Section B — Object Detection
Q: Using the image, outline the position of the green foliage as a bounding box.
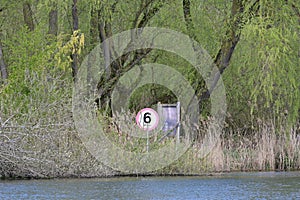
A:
[1,0,299,133]
[3,27,51,93]
[224,0,299,127]
[0,25,72,119]
[55,30,85,71]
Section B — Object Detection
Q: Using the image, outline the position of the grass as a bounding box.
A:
[0,73,299,178]
[1,107,299,178]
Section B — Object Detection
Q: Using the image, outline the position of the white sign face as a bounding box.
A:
[136,108,159,131]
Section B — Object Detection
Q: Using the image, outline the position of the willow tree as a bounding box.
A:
[88,0,167,112]
[225,0,300,127]
[180,0,299,127]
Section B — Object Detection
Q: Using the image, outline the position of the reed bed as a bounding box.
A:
[0,110,299,178]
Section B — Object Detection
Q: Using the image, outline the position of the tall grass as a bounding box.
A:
[172,121,300,174]
[1,110,299,178]
[0,71,299,178]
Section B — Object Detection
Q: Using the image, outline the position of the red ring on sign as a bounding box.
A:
[136,108,159,131]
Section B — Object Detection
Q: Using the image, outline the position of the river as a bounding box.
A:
[0,172,299,199]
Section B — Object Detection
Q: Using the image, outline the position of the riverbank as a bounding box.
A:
[1,118,299,179]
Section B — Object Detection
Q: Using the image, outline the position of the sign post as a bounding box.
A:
[136,108,159,152]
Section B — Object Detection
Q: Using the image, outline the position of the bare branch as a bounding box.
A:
[132,0,156,28]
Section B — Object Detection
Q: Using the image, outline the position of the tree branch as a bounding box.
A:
[182,0,259,102]
[183,0,196,40]
[0,41,8,83]
[48,2,58,36]
[132,0,156,28]
[23,1,35,31]
[206,0,259,96]
[95,0,164,112]
[136,1,164,28]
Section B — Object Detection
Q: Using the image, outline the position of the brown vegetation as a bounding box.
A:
[1,111,299,179]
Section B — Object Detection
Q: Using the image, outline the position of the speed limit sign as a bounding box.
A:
[136,108,159,131]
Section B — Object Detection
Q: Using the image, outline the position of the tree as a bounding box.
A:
[0,41,8,83]
[1,0,298,126]
[71,0,79,80]
[23,1,35,31]
[48,1,58,36]
[94,0,166,112]
[183,0,258,101]
[181,0,299,125]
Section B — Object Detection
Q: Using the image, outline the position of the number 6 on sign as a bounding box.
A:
[136,108,159,131]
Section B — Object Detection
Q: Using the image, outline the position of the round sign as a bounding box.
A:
[136,108,159,131]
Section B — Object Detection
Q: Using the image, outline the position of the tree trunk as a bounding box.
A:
[98,20,111,79]
[94,1,163,113]
[0,41,8,83]
[72,0,79,31]
[87,6,99,82]
[89,6,99,49]
[202,0,244,99]
[183,0,258,102]
[71,0,79,81]
[23,1,35,31]
[182,0,196,40]
[48,2,58,36]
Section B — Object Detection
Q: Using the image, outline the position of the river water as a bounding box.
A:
[0,172,299,199]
